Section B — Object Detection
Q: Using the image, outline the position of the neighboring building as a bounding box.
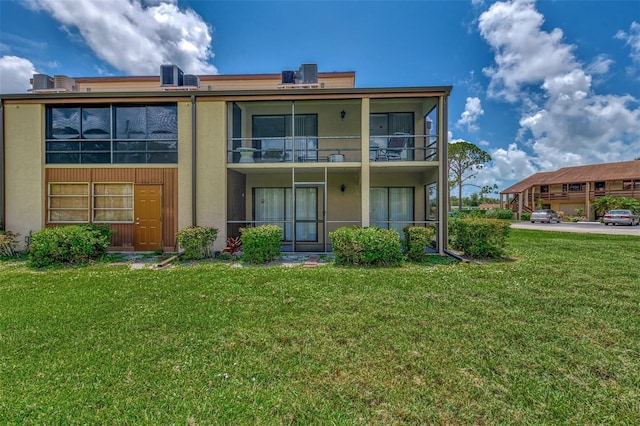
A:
[500,160,640,220]
[0,64,451,254]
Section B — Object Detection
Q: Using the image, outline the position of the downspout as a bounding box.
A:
[191,95,197,226]
[0,101,5,230]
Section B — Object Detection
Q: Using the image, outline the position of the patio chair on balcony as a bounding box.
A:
[385,133,409,161]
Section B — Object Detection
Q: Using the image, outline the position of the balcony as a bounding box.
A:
[227,134,438,164]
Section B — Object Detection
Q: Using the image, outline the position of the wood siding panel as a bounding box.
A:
[45,167,178,251]
[92,168,136,182]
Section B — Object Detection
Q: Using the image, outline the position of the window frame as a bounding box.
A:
[92,182,135,224]
[45,103,178,165]
[48,182,90,223]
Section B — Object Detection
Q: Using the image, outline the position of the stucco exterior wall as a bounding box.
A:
[195,101,227,251]
[4,103,44,247]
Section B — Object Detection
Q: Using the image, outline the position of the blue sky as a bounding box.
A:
[1,0,639,193]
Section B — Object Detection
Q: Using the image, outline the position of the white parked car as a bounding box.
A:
[603,210,639,226]
[530,209,560,223]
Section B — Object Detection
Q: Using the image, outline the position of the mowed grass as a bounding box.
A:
[1,229,639,424]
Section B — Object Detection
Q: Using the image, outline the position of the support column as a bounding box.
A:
[361,98,370,227]
[438,96,448,255]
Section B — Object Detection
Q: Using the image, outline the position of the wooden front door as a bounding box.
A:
[134,185,162,251]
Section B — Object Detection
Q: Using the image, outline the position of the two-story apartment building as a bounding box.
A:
[0,64,451,254]
[500,160,640,220]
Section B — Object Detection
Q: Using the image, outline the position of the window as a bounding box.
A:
[253,187,318,241]
[562,183,585,192]
[370,112,415,160]
[594,181,605,191]
[540,185,549,193]
[45,104,177,164]
[370,187,414,235]
[623,181,640,190]
[93,183,134,223]
[49,183,89,223]
[252,115,317,162]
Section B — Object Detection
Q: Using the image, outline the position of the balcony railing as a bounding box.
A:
[227,134,438,164]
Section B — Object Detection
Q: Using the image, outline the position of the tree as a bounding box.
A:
[448,141,492,211]
[592,196,640,216]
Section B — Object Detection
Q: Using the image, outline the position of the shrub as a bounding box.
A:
[330,226,402,267]
[29,224,114,268]
[176,226,218,260]
[240,225,281,264]
[403,225,436,262]
[485,208,514,220]
[0,230,20,258]
[448,218,510,259]
[521,212,531,221]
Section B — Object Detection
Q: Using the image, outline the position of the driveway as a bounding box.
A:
[511,221,640,236]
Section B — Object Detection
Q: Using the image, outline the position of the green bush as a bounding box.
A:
[176,226,218,260]
[403,225,436,262]
[448,218,510,259]
[0,230,20,258]
[240,225,282,264]
[29,224,115,268]
[485,208,514,220]
[329,226,402,267]
[520,212,531,221]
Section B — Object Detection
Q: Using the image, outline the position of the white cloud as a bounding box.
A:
[26,0,217,75]
[586,54,613,76]
[616,21,640,64]
[477,0,640,181]
[0,56,37,93]
[479,0,577,102]
[456,97,484,132]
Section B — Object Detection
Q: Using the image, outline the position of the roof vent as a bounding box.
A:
[160,64,184,86]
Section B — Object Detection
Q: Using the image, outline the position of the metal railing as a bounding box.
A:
[226,135,439,164]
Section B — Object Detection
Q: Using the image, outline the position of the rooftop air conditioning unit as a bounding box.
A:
[183,74,200,88]
[281,70,296,84]
[32,74,54,90]
[160,64,184,86]
[298,63,318,84]
[54,75,76,92]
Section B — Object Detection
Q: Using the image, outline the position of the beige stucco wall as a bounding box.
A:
[4,103,44,247]
[177,101,193,231]
[195,101,227,251]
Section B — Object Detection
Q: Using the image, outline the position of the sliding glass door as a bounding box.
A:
[254,187,318,242]
[370,187,414,235]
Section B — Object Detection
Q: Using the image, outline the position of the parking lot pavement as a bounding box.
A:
[511,221,640,236]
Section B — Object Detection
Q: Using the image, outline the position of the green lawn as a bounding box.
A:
[1,229,639,424]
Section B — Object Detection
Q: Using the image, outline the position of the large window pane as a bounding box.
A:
[48,107,81,139]
[252,114,317,162]
[115,106,147,139]
[389,187,413,235]
[147,105,178,138]
[82,107,110,139]
[254,188,288,239]
[46,104,177,164]
[370,187,414,236]
[370,188,388,228]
